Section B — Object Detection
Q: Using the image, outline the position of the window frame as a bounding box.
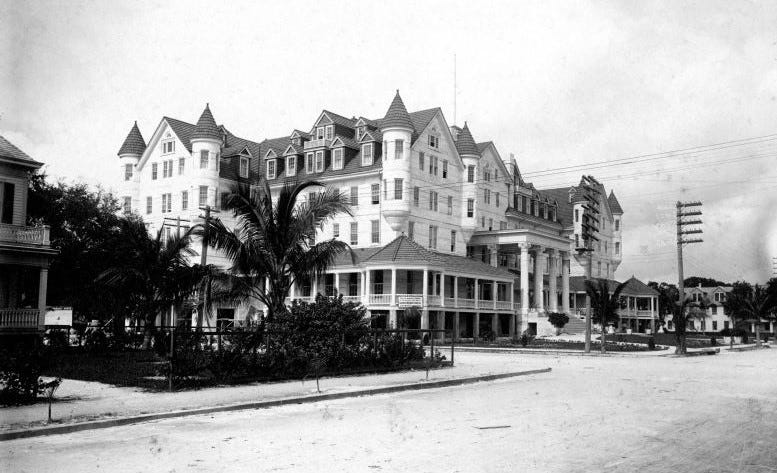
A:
[181,190,188,211]
[394,178,403,200]
[371,183,380,204]
[332,148,344,170]
[151,163,158,180]
[198,186,208,208]
[239,156,250,178]
[200,150,209,169]
[286,156,296,177]
[350,222,358,245]
[266,159,276,180]
[371,220,380,244]
[124,164,133,181]
[361,143,373,166]
[350,186,359,206]
[394,139,403,160]
[315,150,324,172]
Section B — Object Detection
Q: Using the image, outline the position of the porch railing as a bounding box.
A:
[495,301,513,310]
[427,295,441,306]
[0,224,50,246]
[0,308,40,329]
[369,294,392,305]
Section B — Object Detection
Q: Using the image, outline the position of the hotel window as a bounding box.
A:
[315,151,324,172]
[484,170,491,182]
[418,152,425,170]
[447,195,453,215]
[428,134,439,149]
[429,191,438,211]
[200,150,209,169]
[350,222,358,245]
[167,159,174,177]
[122,196,131,214]
[408,221,415,240]
[481,216,485,228]
[350,186,359,206]
[442,161,448,179]
[124,164,133,181]
[146,196,152,214]
[575,209,580,222]
[371,220,380,244]
[178,157,185,175]
[522,196,528,212]
[198,186,208,208]
[432,155,439,175]
[325,125,334,140]
[306,152,314,173]
[495,192,500,207]
[428,225,438,249]
[488,218,493,230]
[549,206,556,221]
[332,148,344,170]
[162,140,174,154]
[394,178,403,200]
[181,191,188,211]
[484,189,491,204]
[371,184,380,204]
[467,199,474,217]
[151,163,158,180]
[316,127,325,140]
[362,143,373,165]
[286,156,296,177]
[162,160,170,178]
[615,219,620,231]
[394,139,404,159]
[413,187,420,207]
[467,166,475,183]
[161,193,171,213]
[597,262,601,276]
[450,230,456,252]
[333,223,340,238]
[615,242,620,255]
[266,159,276,179]
[240,157,249,178]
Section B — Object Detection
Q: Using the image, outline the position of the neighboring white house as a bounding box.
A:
[118,93,627,339]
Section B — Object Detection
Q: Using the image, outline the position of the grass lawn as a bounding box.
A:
[43,349,169,391]
[607,332,715,348]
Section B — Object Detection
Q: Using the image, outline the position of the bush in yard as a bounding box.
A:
[519,330,535,347]
[547,312,570,335]
[480,330,496,342]
[0,337,49,405]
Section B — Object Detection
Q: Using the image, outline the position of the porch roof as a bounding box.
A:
[569,276,659,297]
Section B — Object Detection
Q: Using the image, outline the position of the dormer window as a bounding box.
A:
[292,137,301,146]
[428,134,439,149]
[162,140,175,154]
[306,152,314,173]
[362,143,373,166]
[325,125,334,140]
[356,126,364,141]
[332,148,344,170]
[315,150,324,172]
[316,127,325,140]
[286,156,297,177]
[266,159,276,180]
[239,156,249,178]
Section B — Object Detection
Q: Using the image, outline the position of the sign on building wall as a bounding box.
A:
[397,296,424,308]
[45,307,73,326]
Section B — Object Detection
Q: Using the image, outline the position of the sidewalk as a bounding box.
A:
[0,352,549,435]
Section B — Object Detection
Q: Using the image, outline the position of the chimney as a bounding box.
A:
[449,125,462,141]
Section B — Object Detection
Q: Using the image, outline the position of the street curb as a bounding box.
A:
[444,346,664,357]
[0,368,551,442]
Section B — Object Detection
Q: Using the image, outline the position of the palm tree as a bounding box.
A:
[97,217,205,348]
[203,181,351,323]
[585,278,627,353]
[670,295,709,354]
[726,284,775,348]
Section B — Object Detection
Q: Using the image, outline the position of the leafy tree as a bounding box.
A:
[203,181,351,323]
[725,284,775,348]
[647,281,678,330]
[670,294,709,354]
[683,276,729,288]
[547,312,570,335]
[585,278,627,353]
[26,174,126,326]
[97,217,205,348]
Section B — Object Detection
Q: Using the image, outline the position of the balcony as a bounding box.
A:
[0,308,40,330]
[303,139,331,150]
[0,224,50,246]
[369,294,392,305]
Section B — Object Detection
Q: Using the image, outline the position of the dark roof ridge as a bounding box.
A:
[381,90,414,130]
[117,121,147,156]
[191,103,222,141]
[455,122,480,156]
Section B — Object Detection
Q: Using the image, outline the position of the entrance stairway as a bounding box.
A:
[562,316,587,335]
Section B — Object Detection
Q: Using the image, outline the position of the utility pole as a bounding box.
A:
[577,175,601,353]
[676,201,704,303]
[197,206,211,330]
[772,257,777,277]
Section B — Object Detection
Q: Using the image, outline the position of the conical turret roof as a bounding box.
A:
[117,121,146,156]
[381,90,414,130]
[608,190,623,214]
[191,104,222,141]
[455,122,480,156]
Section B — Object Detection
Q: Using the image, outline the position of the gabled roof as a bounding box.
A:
[408,108,440,136]
[380,91,414,130]
[568,276,660,296]
[315,110,356,129]
[608,190,623,214]
[455,122,480,156]
[331,136,359,149]
[360,128,383,142]
[191,104,222,141]
[0,135,43,167]
[362,236,513,279]
[476,142,492,154]
[164,117,197,152]
[117,121,146,156]
[290,129,312,140]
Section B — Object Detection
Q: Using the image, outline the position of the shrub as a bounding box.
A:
[0,337,49,405]
[648,337,656,350]
[84,328,109,354]
[719,328,732,337]
[548,312,570,329]
[520,330,535,347]
[479,330,496,342]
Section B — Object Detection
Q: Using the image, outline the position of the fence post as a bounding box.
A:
[450,329,455,366]
[168,327,175,392]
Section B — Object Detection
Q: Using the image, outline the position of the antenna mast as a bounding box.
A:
[453,53,457,125]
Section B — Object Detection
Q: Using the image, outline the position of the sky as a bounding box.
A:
[2,0,776,284]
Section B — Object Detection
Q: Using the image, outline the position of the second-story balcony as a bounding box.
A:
[303,139,331,150]
[0,224,51,247]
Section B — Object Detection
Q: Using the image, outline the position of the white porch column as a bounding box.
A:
[422,269,429,306]
[391,268,397,306]
[548,249,558,313]
[520,244,530,316]
[453,276,459,306]
[489,244,498,267]
[492,281,497,310]
[650,296,656,332]
[534,247,545,312]
[474,278,480,309]
[334,273,340,296]
[289,280,296,301]
[364,270,371,305]
[561,254,570,314]
[38,267,49,329]
[440,272,446,307]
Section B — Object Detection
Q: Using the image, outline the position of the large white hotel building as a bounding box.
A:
[116,92,628,337]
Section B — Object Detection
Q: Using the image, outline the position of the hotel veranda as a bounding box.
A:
[116,92,647,338]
